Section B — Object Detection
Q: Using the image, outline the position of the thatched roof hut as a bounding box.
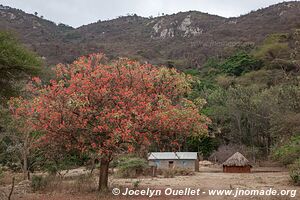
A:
[222,152,251,173]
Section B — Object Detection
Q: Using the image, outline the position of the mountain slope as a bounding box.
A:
[1,1,300,69]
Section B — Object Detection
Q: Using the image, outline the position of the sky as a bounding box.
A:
[0,0,295,27]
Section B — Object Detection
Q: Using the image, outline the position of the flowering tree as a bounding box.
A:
[10,54,209,190]
[0,99,37,180]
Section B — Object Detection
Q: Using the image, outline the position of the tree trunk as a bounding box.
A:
[235,114,242,144]
[98,157,110,191]
[8,177,15,200]
[23,154,28,180]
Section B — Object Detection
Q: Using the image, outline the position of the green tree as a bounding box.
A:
[273,135,300,165]
[0,32,41,176]
[219,52,263,76]
[0,31,41,99]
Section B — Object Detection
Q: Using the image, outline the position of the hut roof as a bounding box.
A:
[222,152,251,167]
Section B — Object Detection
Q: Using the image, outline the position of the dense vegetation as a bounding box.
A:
[0,28,299,188]
[0,32,42,180]
[185,30,300,182]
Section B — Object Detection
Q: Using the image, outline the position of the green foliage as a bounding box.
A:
[273,136,300,165]
[186,136,219,159]
[132,180,141,189]
[253,43,289,63]
[188,78,219,101]
[289,159,300,185]
[116,157,148,178]
[0,31,41,98]
[200,58,222,79]
[218,52,263,76]
[263,33,289,44]
[0,167,3,180]
[42,153,88,175]
[215,74,234,86]
[184,69,200,76]
[236,69,285,87]
[31,175,48,191]
[252,33,292,67]
[191,31,300,162]
[0,32,41,72]
[199,51,263,77]
[0,107,24,169]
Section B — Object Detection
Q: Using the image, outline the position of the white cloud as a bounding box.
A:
[0,0,295,27]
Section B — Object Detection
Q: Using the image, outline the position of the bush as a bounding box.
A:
[31,174,95,193]
[31,175,48,191]
[219,51,263,76]
[116,157,148,178]
[273,135,300,165]
[0,167,3,182]
[132,180,141,189]
[289,159,300,185]
[162,168,194,178]
[73,174,95,192]
[173,168,195,176]
[42,152,89,176]
[162,169,175,178]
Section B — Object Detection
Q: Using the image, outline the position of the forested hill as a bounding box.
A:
[0,1,300,69]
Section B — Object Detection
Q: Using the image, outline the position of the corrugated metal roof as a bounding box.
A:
[148,152,198,160]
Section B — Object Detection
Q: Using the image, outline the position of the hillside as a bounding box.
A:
[1,1,300,69]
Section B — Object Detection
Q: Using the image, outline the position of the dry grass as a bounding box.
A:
[1,167,298,200]
[0,171,24,186]
[31,174,97,194]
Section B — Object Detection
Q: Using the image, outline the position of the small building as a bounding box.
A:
[148,152,199,172]
[222,152,252,173]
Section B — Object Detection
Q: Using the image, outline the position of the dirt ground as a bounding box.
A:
[1,167,298,200]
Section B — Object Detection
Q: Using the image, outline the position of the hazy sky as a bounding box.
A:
[0,0,295,27]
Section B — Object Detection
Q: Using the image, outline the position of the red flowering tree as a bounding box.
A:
[10,54,209,190]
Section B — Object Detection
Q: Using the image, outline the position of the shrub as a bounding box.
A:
[289,159,300,185]
[162,169,175,178]
[254,43,289,61]
[219,51,263,76]
[132,180,141,189]
[31,175,65,192]
[253,34,290,64]
[116,157,148,178]
[173,168,194,176]
[31,175,48,191]
[0,167,3,182]
[73,174,95,192]
[162,168,194,178]
[273,135,300,165]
